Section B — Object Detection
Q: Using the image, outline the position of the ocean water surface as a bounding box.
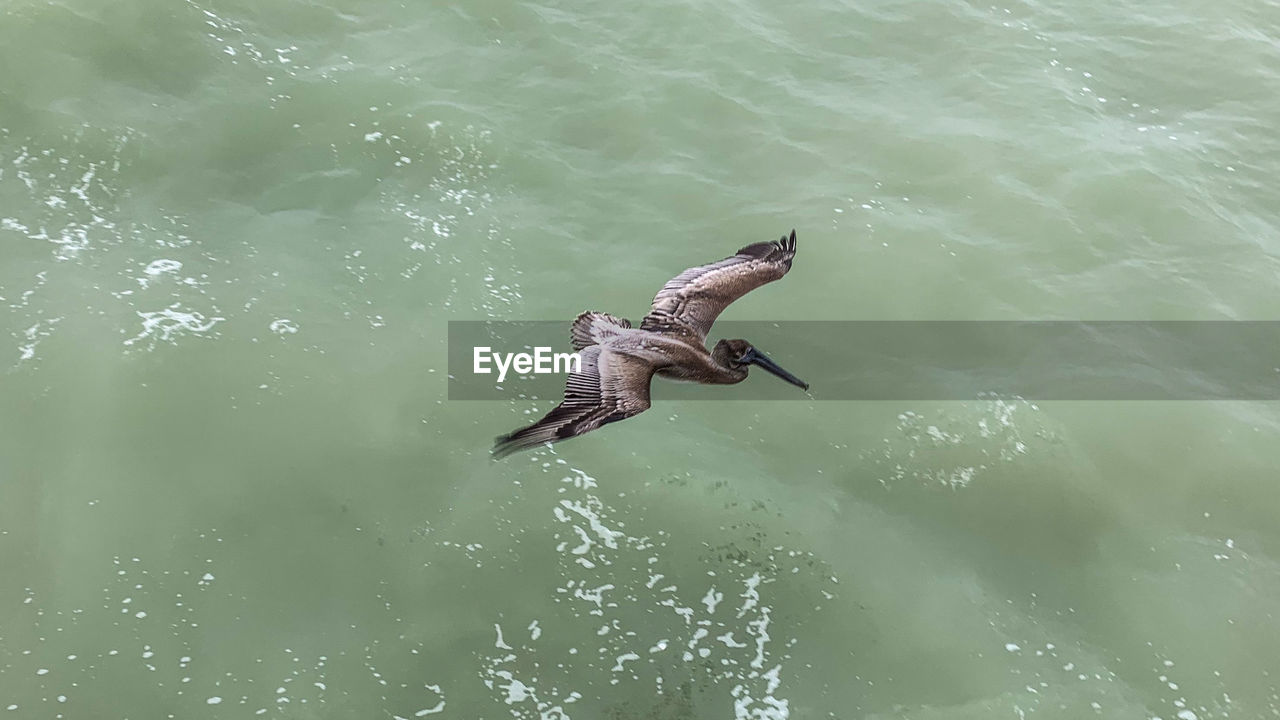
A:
[3,0,1280,717]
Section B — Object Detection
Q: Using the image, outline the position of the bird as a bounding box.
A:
[493,229,808,458]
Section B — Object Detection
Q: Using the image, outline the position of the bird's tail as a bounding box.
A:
[570,311,631,351]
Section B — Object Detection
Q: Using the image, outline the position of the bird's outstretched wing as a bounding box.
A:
[492,345,655,458]
[640,230,797,341]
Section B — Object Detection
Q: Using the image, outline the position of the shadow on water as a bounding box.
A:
[845,400,1133,602]
[604,679,695,719]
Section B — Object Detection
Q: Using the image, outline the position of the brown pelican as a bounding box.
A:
[493,230,808,458]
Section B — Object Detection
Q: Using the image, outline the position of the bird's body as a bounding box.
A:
[493,230,807,458]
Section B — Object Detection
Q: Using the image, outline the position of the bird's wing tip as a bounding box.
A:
[491,432,526,460]
[775,229,797,253]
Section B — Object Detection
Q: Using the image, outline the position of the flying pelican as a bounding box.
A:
[493,230,808,458]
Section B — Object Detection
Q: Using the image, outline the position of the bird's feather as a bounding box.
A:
[570,311,632,351]
[492,345,654,458]
[640,230,796,341]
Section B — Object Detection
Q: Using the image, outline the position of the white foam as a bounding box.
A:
[125,305,223,347]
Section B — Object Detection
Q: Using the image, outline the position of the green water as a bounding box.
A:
[3,0,1280,717]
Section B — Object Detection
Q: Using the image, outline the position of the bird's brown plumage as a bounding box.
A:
[493,230,800,458]
[492,344,655,458]
[641,230,797,341]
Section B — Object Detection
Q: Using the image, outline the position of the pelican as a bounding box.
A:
[493,230,808,458]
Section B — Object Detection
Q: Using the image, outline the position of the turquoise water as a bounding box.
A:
[3,0,1280,717]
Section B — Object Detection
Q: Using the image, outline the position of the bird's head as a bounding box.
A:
[713,339,809,391]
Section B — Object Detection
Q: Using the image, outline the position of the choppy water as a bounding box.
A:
[3,0,1280,717]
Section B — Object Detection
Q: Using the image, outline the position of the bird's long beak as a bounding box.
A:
[743,348,809,391]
